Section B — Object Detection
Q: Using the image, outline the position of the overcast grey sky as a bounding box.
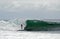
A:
[0,0,60,19]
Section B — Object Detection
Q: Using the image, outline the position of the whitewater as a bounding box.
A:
[0,19,26,31]
[0,19,60,39]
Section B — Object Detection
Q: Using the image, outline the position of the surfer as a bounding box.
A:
[21,24,23,30]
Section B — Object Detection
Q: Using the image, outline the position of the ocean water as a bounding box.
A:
[0,19,26,31]
[0,31,60,39]
[0,19,60,31]
[0,19,60,39]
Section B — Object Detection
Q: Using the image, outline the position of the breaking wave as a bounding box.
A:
[0,19,26,31]
[0,19,60,31]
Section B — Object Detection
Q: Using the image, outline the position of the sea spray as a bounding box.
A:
[0,19,26,31]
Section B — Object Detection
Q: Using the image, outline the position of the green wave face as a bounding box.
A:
[24,20,60,31]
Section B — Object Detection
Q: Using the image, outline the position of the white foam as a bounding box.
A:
[0,19,26,31]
